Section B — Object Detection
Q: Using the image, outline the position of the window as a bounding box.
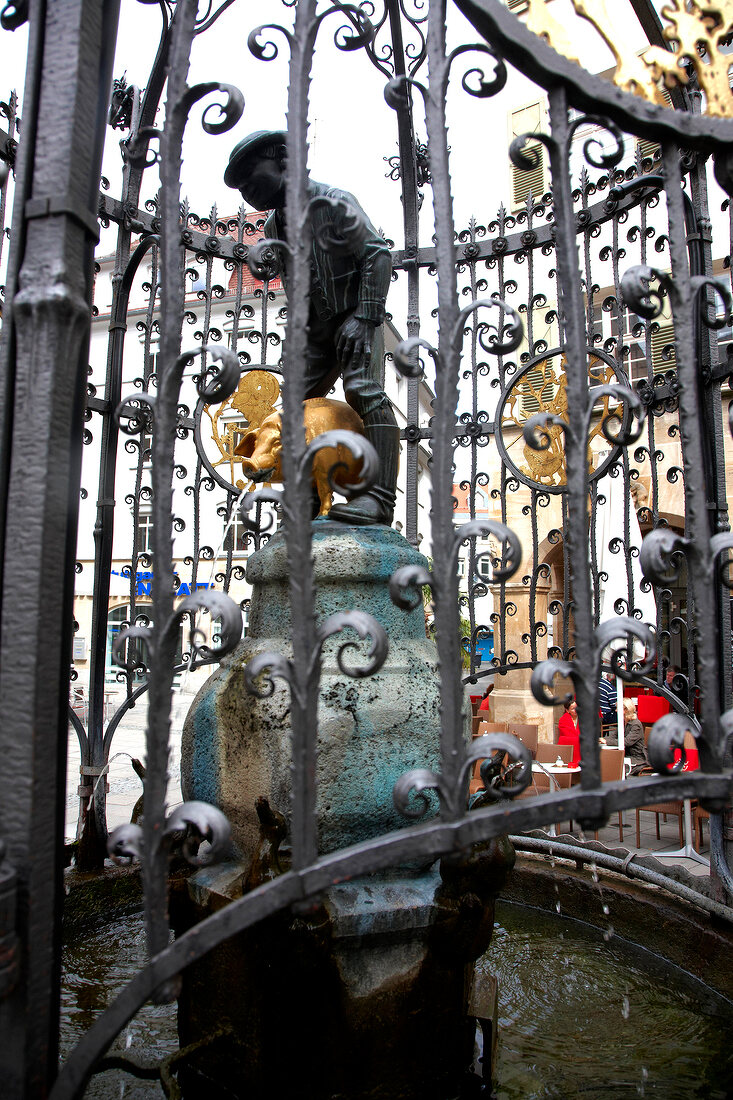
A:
[510,101,548,210]
[224,507,249,555]
[520,360,557,416]
[136,513,153,553]
[106,604,184,682]
[478,554,493,579]
[591,301,656,382]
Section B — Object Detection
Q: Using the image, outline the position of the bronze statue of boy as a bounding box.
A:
[224,130,398,526]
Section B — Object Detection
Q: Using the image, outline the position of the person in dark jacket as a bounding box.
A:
[623,700,650,774]
[224,130,398,526]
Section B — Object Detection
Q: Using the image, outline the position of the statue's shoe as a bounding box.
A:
[328,493,393,526]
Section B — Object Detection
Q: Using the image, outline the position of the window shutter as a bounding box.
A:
[520,363,555,416]
[511,101,547,210]
[651,322,676,372]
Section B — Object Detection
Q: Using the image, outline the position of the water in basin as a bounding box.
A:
[485,900,733,1099]
[61,902,733,1098]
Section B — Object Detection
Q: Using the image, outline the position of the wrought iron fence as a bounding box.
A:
[1,0,733,1095]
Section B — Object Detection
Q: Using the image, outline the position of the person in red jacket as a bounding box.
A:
[478,683,494,711]
[557,698,581,767]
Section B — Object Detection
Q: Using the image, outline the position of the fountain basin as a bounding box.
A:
[60,858,733,1098]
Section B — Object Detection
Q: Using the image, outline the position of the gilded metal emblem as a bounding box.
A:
[204,369,280,489]
[514,0,733,117]
[496,348,623,491]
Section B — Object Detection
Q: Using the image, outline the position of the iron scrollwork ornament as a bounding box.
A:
[393,733,533,820]
[108,801,231,867]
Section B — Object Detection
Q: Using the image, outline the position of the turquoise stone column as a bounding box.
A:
[181,522,446,860]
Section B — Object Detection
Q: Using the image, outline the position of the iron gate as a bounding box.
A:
[1,0,733,1095]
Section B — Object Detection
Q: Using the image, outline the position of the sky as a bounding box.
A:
[0,0,686,254]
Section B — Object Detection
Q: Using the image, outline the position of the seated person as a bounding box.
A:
[557,699,581,768]
[478,683,494,712]
[623,700,650,774]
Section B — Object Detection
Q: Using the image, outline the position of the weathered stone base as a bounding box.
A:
[173,861,507,1100]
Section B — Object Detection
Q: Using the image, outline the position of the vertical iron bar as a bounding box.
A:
[282,0,319,872]
[80,230,157,870]
[144,0,196,977]
[425,0,464,816]
[546,85,600,791]
[662,142,722,772]
[686,150,732,715]
[387,0,421,546]
[0,0,120,1091]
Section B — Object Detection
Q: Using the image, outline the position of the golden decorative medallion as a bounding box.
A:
[513,0,733,117]
[204,369,281,489]
[498,350,622,490]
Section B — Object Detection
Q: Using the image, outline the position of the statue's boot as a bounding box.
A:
[329,411,399,527]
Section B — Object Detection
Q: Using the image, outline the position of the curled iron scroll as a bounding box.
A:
[594,617,656,680]
[248,23,295,62]
[392,336,439,379]
[568,116,625,171]
[165,588,243,670]
[243,651,294,698]
[175,82,244,136]
[509,129,554,174]
[647,713,698,775]
[389,563,434,611]
[452,518,522,583]
[587,382,646,448]
[299,429,379,499]
[315,610,388,679]
[640,527,690,586]
[463,733,532,797]
[446,42,507,99]
[163,801,231,865]
[246,238,289,282]
[453,297,523,356]
[195,346,243,405]
[620,264,670,320]
[392,767,441,820]
[239,488,283,534]
[317,3,375,53]
[112,625,153,677]
[116,393,157,435]
[523,410,566,453]
[531,658,576,706]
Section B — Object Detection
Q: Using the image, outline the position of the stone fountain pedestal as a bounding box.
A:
[175,523,513,1099]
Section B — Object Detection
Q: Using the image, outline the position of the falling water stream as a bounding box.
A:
[61,902,733,1098]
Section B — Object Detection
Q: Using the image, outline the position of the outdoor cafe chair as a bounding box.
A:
[635,800,685,849]
[595,747,625,843]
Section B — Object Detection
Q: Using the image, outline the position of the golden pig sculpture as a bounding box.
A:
[234,397,366,517]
